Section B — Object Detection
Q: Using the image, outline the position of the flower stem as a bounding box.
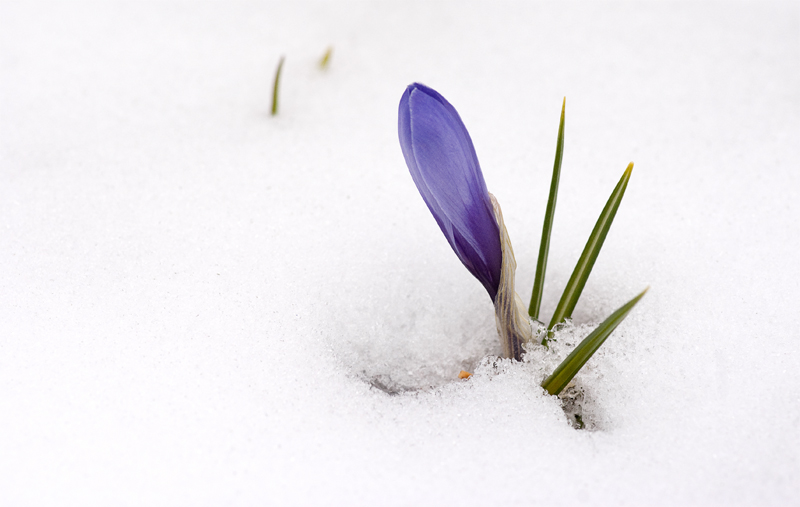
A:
[490,194,533,360]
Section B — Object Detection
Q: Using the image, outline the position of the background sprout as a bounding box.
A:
[271,56,285,116]
[320,47,333,69]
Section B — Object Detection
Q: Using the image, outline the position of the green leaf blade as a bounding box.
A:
[548,162,634,330]
[271,56,285,116]
[529,98,566,322]
[542,287,648,396]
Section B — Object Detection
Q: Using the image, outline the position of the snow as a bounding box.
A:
[1,1,798,505]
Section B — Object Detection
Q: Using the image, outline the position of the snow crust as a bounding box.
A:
[1,1,798,505]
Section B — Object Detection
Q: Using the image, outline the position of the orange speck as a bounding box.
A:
[458,370,473,379]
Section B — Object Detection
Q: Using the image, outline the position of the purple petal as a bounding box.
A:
[398,83,502,301]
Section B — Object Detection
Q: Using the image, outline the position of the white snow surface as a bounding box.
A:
[1,1,798,505]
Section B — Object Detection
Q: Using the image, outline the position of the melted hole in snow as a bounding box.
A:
[357,338,607,431]
[331,288,500,393]
[559,382,603,431]
[357,348,488,395]
[332,291,610,431]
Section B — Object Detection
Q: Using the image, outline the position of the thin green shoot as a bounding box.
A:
[541,287,648,396]
[547,162,634,332]
[529,97,566,326]
[320,47,333,69]
[271,56,285,116]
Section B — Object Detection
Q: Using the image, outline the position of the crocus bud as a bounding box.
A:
[398,83,531,359]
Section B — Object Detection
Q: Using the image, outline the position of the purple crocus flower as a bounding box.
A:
[398,83,503,301]
[398,83,532,360]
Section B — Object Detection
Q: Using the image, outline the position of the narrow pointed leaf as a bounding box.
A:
[542,288,648,395]
[271,56,285,116]
[548,162,634,330]
[529,98,566,321]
